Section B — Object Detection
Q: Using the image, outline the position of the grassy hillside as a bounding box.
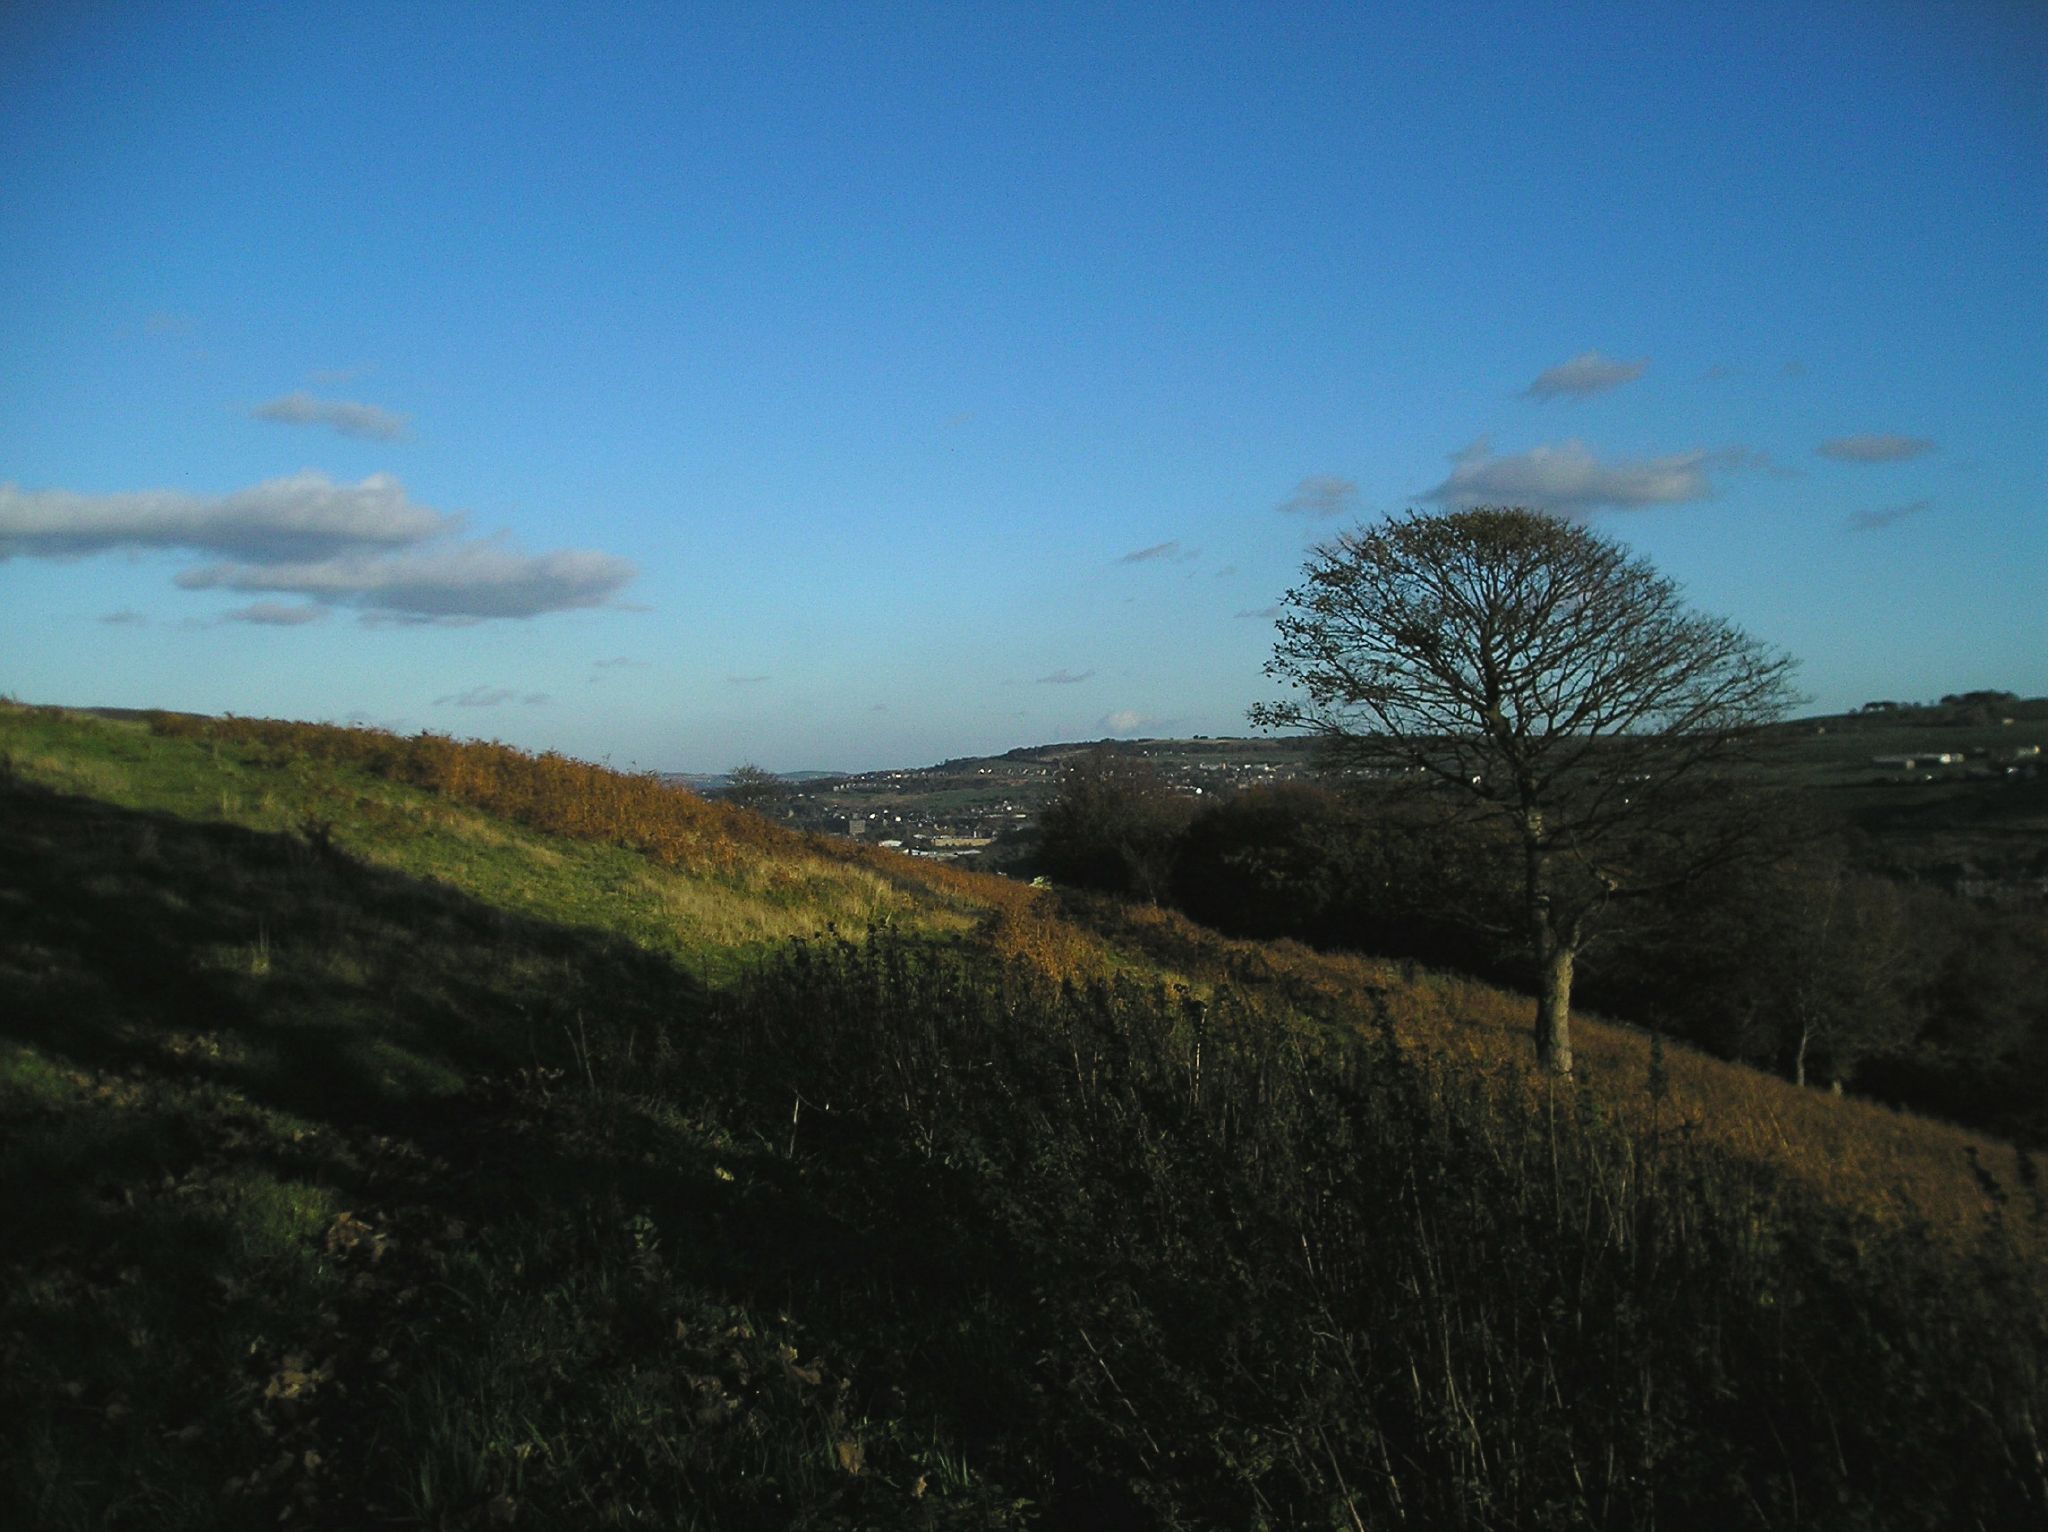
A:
[3,704,2043,1529]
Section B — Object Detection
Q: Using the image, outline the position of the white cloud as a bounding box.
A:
[1037,668,1095,684]
[1524,351,1648,400]
[1276,475,1359,518]
[178,540,637,621]
[223,601,327,626]
[2,472,636,620]
[1846,498,1934,532]
[1817,434,1935,463]
[252,391,410,442]
[1425,438,1712,513]
[1101,710,1157,735]
[0,471,451,561]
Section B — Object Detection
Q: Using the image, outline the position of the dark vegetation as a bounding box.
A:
[1039,745,2048,1147]
[4,703,2045,1528]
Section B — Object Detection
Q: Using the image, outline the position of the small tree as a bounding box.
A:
[721,762,786,816]
[1251,506,1799,1076]
[1772,864,1918,1091]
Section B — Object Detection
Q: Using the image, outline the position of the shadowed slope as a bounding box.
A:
[3,703,2043,1527]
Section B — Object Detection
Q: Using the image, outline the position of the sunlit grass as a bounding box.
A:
[0,703,990,982]
[1082,897,2044,1256]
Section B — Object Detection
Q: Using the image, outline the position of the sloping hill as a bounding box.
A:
[3,704,2043,1529]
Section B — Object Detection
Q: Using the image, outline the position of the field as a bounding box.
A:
[3,703,2044,1529]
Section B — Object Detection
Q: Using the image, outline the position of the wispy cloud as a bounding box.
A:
[1037,668,1095,684]
[223,601,327,626]
[99,608,149,626]
[726,674,770,685]
[1276,475,1359,518]
[1118,540,1184,564]
[1425,438,1712,514]
[252,391,410,442]
[1716,447,1803,480]
[588,656,650,683]
[1524,351,1648,400]
[1235,605,1282,620]
[1817,434,1935,463]
[1846,498,1934,532]
[434,686,552,708]
[144,311,197,337]
[1,472,636,621]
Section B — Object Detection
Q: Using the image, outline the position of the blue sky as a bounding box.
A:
[3,1,2042,772]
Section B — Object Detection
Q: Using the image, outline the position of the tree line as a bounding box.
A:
[1036,752,2047,1143]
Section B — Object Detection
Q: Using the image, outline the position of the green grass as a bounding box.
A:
[0,704,969,986]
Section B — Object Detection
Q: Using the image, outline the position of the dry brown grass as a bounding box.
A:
[1082,898,2042,1255]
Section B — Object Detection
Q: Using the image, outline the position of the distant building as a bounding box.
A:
[1872,753,1965,769]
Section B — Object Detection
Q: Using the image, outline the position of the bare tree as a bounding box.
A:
[1251,507,1799,1076]
[1764,861,1918,1092]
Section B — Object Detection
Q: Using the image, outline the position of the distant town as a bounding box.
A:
[667,696,2047,898]
[668,736,1322,865]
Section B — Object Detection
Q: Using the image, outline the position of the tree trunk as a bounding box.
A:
[1524,816,1574,1078]
[1536,937,1575,1078]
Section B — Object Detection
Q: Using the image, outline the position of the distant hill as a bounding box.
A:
[3,701,2042,1528]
